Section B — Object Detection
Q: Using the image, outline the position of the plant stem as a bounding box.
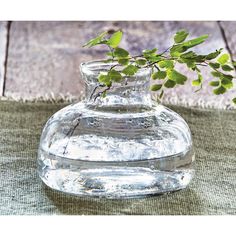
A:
[89,84,105,101]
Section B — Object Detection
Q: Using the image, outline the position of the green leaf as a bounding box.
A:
[198,74,203,82]
[122,65,138,76]
[106,52,113,57]
[192,74,203,86]
[158,60,174,69]
[135,59,147,66]
[142,48,157,57]
[222,73,233,80]
[108,70,122,82]
[217,53,230,65]
[193,55,207,63]
[107,31,123,48]
[167,69,187,85]
[118,58,129,66]
[186,61,196,69]
[113,47,129,58]
[83,31,108,48]
[211,71,222,78]
[151,84,162,91]
[213,86,226,95]
[152,71,167,80]
[170,35,208,56]
[209,62,220,69]
[206,49,222,60]
[221,64,234,71]
[142,49,159,61]
[180,51,197,59]
[221,78,233,89]
[192,79,201,86]
[170,45,185,57]
[180,51,206,63]
[159,90,164,99]
[164,79,176,88]
[233,61,236,67]
[174,30,189,43]
[182,34,208,48]
[209,81,220,87]
[98,73,111,87]
[101,91,107,98]
[232,97,236,104]
[146,55,161,62]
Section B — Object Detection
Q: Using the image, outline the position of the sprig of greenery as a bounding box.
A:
[83,29,236,105]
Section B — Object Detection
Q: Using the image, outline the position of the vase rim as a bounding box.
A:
[80,59,152,77]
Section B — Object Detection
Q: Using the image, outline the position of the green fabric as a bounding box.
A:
[0,101,235,215]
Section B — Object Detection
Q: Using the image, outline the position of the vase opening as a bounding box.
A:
[80,60,153,111]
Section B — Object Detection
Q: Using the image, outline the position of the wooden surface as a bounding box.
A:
[1,21,235,107]
[0,22,8,95]
[219,21,236,59]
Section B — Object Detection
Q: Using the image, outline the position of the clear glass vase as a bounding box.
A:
[38,60,195,198]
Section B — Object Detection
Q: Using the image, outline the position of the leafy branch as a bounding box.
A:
[83,29,236,105]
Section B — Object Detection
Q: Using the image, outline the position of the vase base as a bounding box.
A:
[38,150,194,198]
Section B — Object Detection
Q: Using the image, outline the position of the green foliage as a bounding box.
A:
[151,84,162,91]
[209,62,220,69]
[83,31,108,48]
[122,65,139,76]
[180,51,198,60]
[142,48,160,62]
[118,58,129,66]
[206,49,222,60]
[159,90,164,99]
[98,69,123,86]
[98,74,111,87]
[221,78,233,89]
[158,60,174,69]
[84,29,236,105]
[114,47,129,58]
[152,71,167,80]
[217,53,229,65]
[174,30,189,43]
[101,90,107,98]
[167,69,187,85]
[232,97,236,104]
[192,74,203,86]
[170,35,208,57]
[136,58,147,66]
[221,64,234,71]
[142,48,157,57]
[221,73,233,80]
[107,31,123,48]
[213,86,226,95]
[108,70,122,82]
[209,81,220,87]
[164,79,176,88]
[211,71,222,78]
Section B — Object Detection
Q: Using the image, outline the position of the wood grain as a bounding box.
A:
[0,22,8,96]
[219,21,236,59]
[4,21,235,106]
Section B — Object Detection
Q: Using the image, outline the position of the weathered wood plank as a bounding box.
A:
[219,21,236,59]
[0,22,8,96]
[4,21,234,107]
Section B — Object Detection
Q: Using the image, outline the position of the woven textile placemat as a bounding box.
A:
[0,101,235,215]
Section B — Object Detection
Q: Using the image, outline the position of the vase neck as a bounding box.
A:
[80,60,153,111]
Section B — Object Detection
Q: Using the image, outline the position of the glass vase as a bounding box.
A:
[37,60,195,198]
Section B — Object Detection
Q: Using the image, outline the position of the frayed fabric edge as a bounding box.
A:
[161,95,235,110]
